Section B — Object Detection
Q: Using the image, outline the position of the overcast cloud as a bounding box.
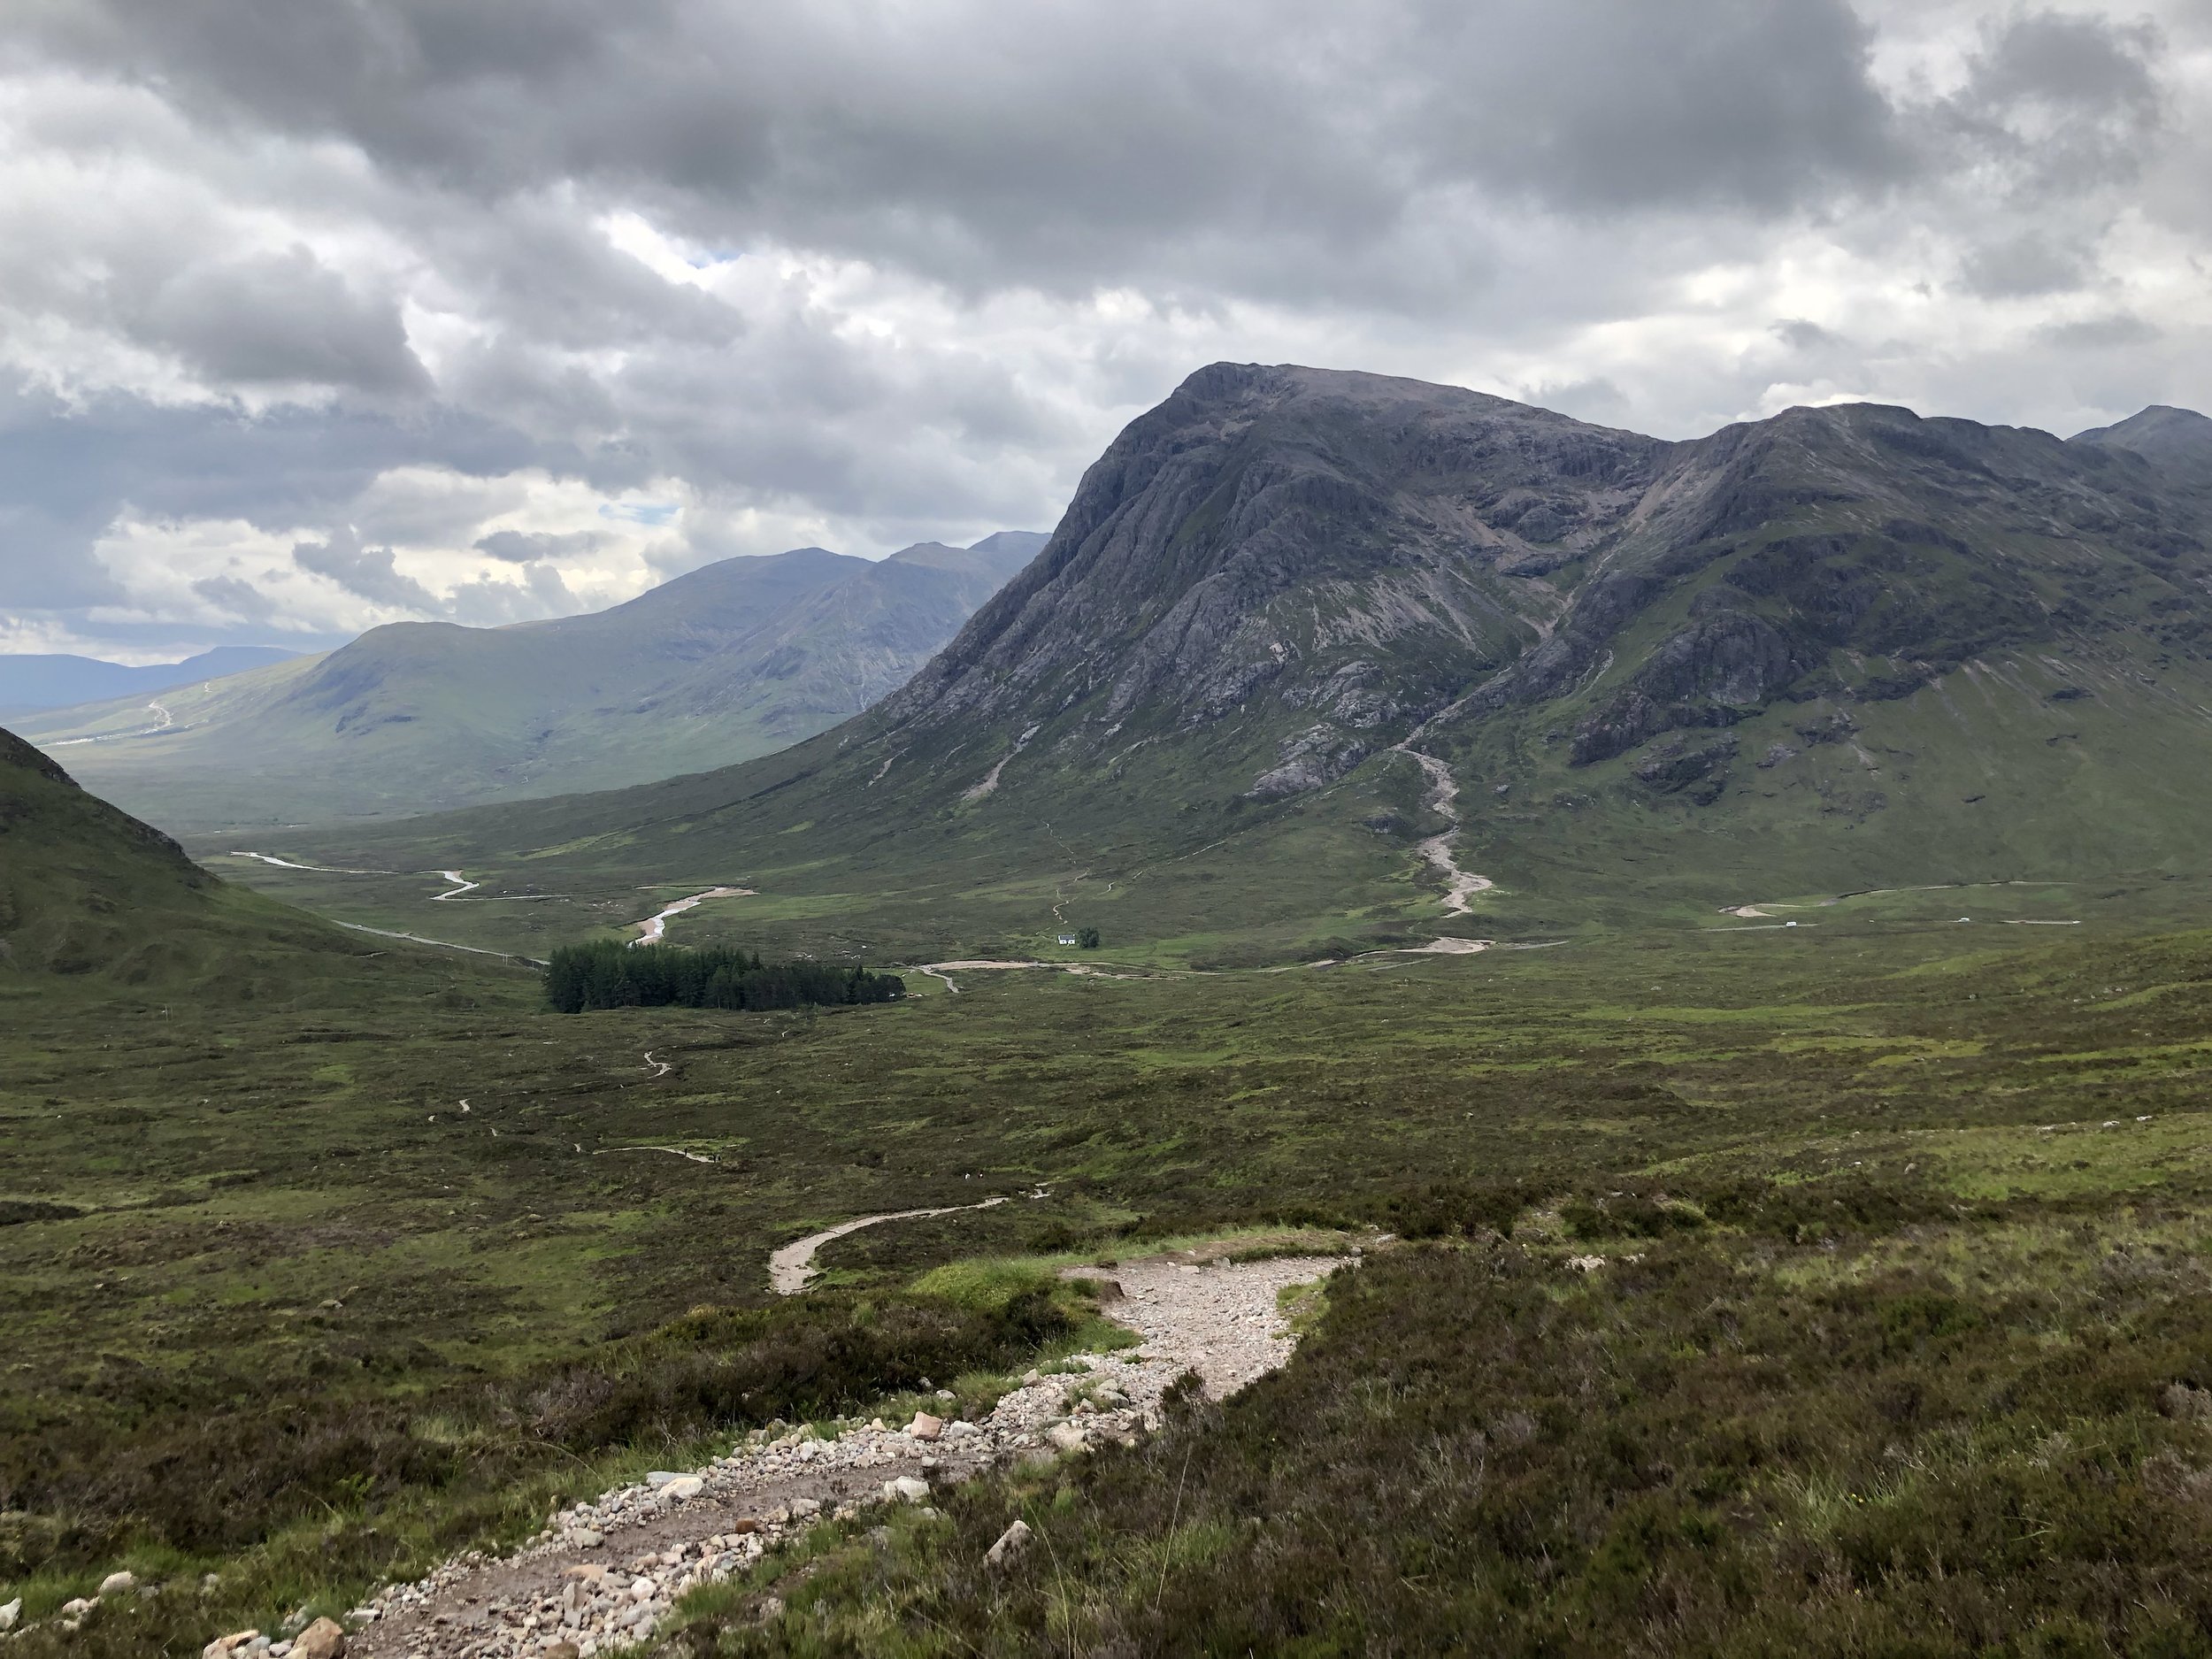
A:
[1,0,2207,660]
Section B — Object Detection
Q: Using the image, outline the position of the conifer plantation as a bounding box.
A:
[542,941,904,1013]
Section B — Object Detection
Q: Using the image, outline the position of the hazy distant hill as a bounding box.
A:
[0,646,302,718]
[20,533,1044,833]
[270,365,2212,963]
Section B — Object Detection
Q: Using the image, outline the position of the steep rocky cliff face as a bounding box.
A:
[875,365,2212,811]
[879,363,1670,797]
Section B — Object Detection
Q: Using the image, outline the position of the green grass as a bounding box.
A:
[6,910,2212,1642]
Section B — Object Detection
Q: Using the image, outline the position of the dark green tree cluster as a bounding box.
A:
[1078,926,1101,949]
[544,941,904,1013]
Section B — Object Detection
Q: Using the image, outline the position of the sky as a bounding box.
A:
[1,0,2207,663]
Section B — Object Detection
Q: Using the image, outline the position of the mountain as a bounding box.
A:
[18,534,1044,833]
[0,646,303,718]
[2074,404,2212,497]
[0,726,369,989]
[243,365,2212,963]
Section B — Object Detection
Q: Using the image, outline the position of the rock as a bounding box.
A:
[567,1527,603,1547]
[629,1578,656,1601]
[0,1600,19,1632]
[884,1475,931,1502]
[61,1598,96,1618]
[787,1496,822,1517]
[643,1471,685,1488]
[290,1619,347,1659]
[545,1645,580,1659]
[560,1564,608,1584]
[908,1411,943,1441]
[99,1571,137,1597]
[660,1476,704,1501]
[204,1631,261,1659]
[1046,1421,1088,1453]
[986,1519,1033,1569]
[1566,1255,1606,1273]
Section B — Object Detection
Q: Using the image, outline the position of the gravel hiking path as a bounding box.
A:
[1394,747,1494,918]
[767,1199,1012,1294]
[629,887,755,946]
[336,1251,1346,1659]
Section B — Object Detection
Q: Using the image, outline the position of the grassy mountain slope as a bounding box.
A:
[232,367,2212,964]
[0,726,388,994]
[19,534,1042,833]
[0,646,303,718]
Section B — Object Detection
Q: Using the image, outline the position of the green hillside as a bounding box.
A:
[222,368,2212,969]
[18,534,1042,834]
[0,726,400,995]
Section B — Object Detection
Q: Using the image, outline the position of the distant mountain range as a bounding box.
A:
[264,366,2212,963]
[0,646,303,718]
[19,533,1045,832]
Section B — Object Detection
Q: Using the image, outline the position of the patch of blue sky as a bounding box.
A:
[600,501,679,526]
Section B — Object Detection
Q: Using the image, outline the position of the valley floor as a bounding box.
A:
[7,900,2212,1654]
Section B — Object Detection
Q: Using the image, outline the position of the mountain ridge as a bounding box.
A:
[239,365,2212,963]
[0,645,303,718]
[19,532,1045,832]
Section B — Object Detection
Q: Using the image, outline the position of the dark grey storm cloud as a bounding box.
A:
[473,528,599,563]
[136,247,432,395]
[17,0,2108,296]
[291,526,440,612]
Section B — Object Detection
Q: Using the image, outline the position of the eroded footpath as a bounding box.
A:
[334,1252,1344,1659]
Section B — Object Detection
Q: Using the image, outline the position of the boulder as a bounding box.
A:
[545,1645,581,1659]
[908,1411,943,1441]
[290,1618,347,1659]
[985,1518,1033,1569]
[1046,1421,1088,1453]
[98,1571,137,1598]
[883,1475,931,1502]
[642,1471,685,1488]
[204,1631,261,1659]
[60,1598,95,1619]
[567,1526,603,1547]
[659,1476,704,1501]
[0,1599,19,1632]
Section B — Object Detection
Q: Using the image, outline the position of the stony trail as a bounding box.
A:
[1395,748,1494,918]
[766,1198,1011,1294]
[334,1252,1346,1659]
[629,887,755,946]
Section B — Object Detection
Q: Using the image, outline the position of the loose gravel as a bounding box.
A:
[333,1252,1345,1659]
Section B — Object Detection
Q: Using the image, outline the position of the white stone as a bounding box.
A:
[884,1476,931,1502]
[1046,1421,1087,1453]
[98,1571,136,1597]
[0,1600,18,1632]
[660,1476,704,1501]
[985,1518,1033,1568]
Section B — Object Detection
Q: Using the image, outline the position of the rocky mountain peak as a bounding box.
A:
[876,363,1665,794]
